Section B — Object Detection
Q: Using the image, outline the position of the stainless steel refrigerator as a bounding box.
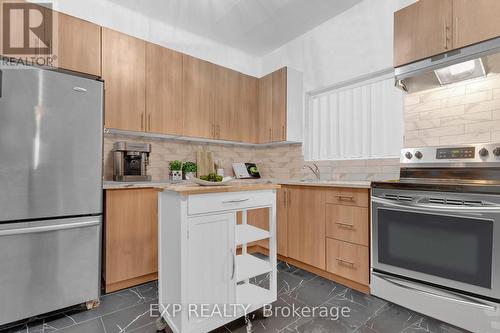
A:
[0,63,103,326]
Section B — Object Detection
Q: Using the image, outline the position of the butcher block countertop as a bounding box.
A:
[102,179,372,190]
[164,183,281,195]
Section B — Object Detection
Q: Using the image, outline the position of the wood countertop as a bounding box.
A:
[163,183,281,195]
[103,179,373,191]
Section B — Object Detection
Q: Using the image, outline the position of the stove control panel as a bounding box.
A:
[401,143,500,165]
[436,147,475,159]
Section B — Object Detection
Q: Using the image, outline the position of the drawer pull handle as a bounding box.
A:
[336,258,355,266]
[336,222,355,229]
[337,195,354,201]
[222,199,250,204]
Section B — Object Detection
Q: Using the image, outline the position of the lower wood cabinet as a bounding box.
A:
[247,185,370,293]
[326,238,369,285]
[104,188,158,293]
[326,204,369,246]
[287,187,326,270]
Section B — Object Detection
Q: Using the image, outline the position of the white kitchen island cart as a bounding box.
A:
[157,184,279,333]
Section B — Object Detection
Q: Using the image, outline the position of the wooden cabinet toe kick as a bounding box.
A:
[105,272,158,293]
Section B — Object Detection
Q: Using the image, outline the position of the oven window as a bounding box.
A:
[378,209,493,288]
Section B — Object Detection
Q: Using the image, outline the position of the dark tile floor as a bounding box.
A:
[2,258,468,333]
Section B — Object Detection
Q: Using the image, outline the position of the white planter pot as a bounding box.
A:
[184,172,196,180]
[170,170,183,181]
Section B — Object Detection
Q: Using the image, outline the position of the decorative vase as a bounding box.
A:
[170,170,183,181]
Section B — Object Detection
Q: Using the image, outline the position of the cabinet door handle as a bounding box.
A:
[141,113,144,131]
[148,114,152,132]
[284,190,287,208]
[282,125,285,140]
[336,258,355,266]
[336,222,355,229]
[443,19,448,50]
[230,249,235,280]
[269,128,272,141]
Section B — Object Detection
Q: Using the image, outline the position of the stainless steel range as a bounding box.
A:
[371,143,500,333]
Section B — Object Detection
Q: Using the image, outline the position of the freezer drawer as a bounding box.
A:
[0,216,101,326]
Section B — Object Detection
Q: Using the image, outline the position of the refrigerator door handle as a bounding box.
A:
[0,219,100,236]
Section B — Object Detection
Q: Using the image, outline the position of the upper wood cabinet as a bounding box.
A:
[452,0,500,49]
[287,187,326,270]
[257,73,273,143]
[146,42,183,135]
[257,67,302,143]
[394,0,453,67]
[394,0,500,67]
[239,74,258,143]
[271,68,287,142]
[214,65,241,141]
[182,55,215,139]
[102,28,146,132]
[104,188,158,292]
[49,11,101,76]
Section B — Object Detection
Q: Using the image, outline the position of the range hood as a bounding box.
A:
[395,37,500,93]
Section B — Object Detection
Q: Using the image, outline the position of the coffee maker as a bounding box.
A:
[113,142,152,181]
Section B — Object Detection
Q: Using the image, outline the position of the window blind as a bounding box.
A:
[304,72,403,161]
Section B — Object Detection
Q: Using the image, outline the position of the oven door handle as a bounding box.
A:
[372,196,500,213]
[373,272,497,312]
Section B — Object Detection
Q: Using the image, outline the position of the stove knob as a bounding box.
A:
[479,148,489,157]
[494,148,500,157]
[414,151,423,159]
[405,152,413,159]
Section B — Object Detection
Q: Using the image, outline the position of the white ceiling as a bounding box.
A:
[108,0,361,56]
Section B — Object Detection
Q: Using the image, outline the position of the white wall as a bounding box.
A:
[32,0,417,84]
[260,0,416,92]
[32,0,261,76]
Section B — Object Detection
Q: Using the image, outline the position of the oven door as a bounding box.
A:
[372,188,500,300]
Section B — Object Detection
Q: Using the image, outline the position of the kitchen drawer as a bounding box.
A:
[326,204,368,246]
[188,190,275,215]
[326,238,369,285]
[325,188,369,207]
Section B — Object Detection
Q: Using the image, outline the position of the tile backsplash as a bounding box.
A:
[404,74,500,147]
[104,75,500,182]
[103,135,399,182]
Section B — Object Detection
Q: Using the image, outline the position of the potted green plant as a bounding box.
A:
[182,161,197,180]
[169,160,183,181]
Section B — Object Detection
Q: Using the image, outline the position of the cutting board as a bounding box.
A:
[196,150,215,177]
